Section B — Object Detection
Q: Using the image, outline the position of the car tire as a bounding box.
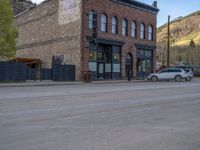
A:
[151,76,158,82]
[175,75,182,82]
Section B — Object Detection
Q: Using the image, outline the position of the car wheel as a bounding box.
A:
[175,75,182,82]
[151,76,158,82]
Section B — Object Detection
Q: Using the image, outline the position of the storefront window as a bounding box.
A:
[104,48,111,63]
[88,44,121,80]
[142,60,146,72]
[138,50,144,57]
[145,50,152,58]
[89,51,96,61]
[147,60,152,73]
[112,46,121,79]
[97,52,103,60]
[112,46,120,64]
[113,53,120,63]
[137,49,153,77]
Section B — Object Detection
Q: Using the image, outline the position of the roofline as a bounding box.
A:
[14,0,50,18]
[14,0,159,18]
[110,0,159,14]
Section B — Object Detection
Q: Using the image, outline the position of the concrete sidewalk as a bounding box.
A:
[0,79,145,88]
[0,80,83,88]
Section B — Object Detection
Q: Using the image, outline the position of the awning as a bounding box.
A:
[9,57,41,65]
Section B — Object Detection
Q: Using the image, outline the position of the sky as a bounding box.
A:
[32,0,200,27]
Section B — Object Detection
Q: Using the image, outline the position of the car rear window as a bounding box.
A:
[168,69,182,73]
[159,69,169,73]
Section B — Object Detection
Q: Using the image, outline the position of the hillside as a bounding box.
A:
[157,10,200,66]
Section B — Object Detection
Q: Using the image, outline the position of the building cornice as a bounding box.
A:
[134,43,156,50]
[87,36,125,46]
[110,0,159,14]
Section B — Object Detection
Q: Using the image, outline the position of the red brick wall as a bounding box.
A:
[81,0,157,79]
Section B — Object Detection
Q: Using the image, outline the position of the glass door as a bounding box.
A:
[97,62,105,79]
[125,53,132,80]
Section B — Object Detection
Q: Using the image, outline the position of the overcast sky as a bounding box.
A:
[32,0,200,27]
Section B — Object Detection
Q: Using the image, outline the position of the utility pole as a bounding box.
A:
[167,15,170,67]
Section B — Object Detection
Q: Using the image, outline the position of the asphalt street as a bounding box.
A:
[0,80,200,150]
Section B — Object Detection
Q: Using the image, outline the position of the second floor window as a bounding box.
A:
[131,21,136,38]
[101,14,107,32]
[112,16,118,34]
[148,25,153,40]
[122,18,128,36]
[140,23,145,39]
[89,11,95,29]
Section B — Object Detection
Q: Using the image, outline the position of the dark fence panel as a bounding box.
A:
[0,61,26,81]
[15,63,27,80]
[52,64,75,81]
[0,62,8,80]
[0,62,76,81]
[26,68,36,80]
[41,68,52,80]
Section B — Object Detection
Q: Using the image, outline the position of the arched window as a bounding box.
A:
[112,16,118,34]
[88,11,95,29]
[101,14,107,32]
[122,18,128,36]
[131,21,137,38]
[140,23,145,39]
[148,25,153,40]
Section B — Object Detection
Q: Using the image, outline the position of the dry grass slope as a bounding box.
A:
[157,10,200,66]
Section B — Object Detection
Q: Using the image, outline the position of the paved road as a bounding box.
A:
[0,80,200,150]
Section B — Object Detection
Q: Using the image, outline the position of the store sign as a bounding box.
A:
[58,0,81,25]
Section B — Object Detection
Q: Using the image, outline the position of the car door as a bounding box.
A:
[168,69,176,79]
[158,69,169,79]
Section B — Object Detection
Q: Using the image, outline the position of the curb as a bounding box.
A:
[91,80,147,84]
[0,80,147,88]
[0,81,84,88]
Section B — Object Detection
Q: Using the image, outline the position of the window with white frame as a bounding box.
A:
[101,14,107,32]
[122,18,128,36]
[148,25,153,40]
[112,16,118,34]
[140,23,145,39]
[88,11,95,29]
[131,21,136,38]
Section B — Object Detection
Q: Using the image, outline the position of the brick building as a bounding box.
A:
[15,0,159,80]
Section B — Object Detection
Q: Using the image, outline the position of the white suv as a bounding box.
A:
[147,68,189,82]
